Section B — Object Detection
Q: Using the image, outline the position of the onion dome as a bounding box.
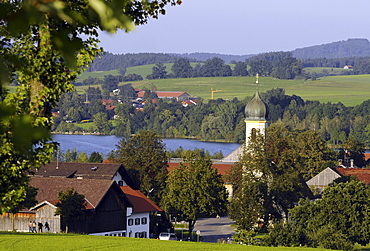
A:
[245,90,267,120]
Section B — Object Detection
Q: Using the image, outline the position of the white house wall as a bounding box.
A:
[127,212,150,238]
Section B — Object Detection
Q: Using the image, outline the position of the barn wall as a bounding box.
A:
[34,204,61,233]
[0,212,35,232]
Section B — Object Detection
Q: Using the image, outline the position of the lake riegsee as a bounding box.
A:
[52,134,240,158]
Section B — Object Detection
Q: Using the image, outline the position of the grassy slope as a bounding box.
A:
[0,232,331,251]
[76,68,370,106]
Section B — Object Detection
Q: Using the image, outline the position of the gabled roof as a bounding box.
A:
[333,167,370,185]
[156,91,188,98]
[29,177,118,209]
[30,200,58,211]
[33,162,137,189]
[120,186,162,213]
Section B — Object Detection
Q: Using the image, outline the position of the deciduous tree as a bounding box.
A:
[55,188,86,233]
[0,0,181,214]
[112,130,168,205]
[163,151,228,234]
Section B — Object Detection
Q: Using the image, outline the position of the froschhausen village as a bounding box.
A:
[3,1,370,251]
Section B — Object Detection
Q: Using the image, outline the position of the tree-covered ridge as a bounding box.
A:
[88,52,193,72]
[293,38,370,59]
[87,39,370,73]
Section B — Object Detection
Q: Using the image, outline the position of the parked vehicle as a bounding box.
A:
[158,232,178,241]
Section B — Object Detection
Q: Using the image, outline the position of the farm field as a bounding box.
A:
[0,232,332,251]
[75,74,370,107]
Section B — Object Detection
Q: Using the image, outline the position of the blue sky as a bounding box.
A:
[98,0,370,55]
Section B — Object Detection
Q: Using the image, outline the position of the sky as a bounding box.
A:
[98,0,370,55]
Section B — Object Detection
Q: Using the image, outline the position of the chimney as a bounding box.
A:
[350,159,354,168]
[338,159,343,166]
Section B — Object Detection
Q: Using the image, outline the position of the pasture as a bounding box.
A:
[74,74,370,107]
[0,232,332,251]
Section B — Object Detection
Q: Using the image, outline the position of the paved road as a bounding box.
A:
[194,216,235,243]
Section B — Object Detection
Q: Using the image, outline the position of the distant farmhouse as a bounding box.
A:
[0,162,162,238]
[307,166,370,195]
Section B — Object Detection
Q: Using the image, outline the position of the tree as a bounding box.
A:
[88,152,103,163]
[232,61,248,76]
[283,180,370,250]
[229,125,328,231]
[163,151,228,234]
[8,185,38,231]
[171,58,193,78]
[55,188,86,233]
[102,75,119,91]
[93,112,112,134]
[76,152,89,163]
[0,0,181,214]
[112,130,168,205]
[147,63,167,79]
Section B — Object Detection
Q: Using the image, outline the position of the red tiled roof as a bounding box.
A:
[156,91,188,98]
[29,177,115,209]
[333,167,370,185]
[364,153,370,161]
[120,186,162,213]
[137,91,145,98]
[167,162,234,176]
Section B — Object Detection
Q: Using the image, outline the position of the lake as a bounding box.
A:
[52,134,240,158]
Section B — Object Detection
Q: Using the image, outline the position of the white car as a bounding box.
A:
[158,232,178,240]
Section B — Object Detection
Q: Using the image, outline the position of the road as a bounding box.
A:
[194,216,236,243]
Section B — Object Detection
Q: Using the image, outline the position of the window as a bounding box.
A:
[135,232,140,238]
[128,219,133,226]
[142,231,147,238]
[135,218,140,225]
[141,217,147,225]
[118,180,124,186]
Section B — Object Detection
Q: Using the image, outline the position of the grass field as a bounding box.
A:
[304,67,352,75]
[0,232,332,251]
[75,65,370,106]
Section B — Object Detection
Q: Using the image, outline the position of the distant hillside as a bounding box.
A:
[292,38,370,59]
[172,52,255,63]
[88,52,188,72]
[87,38,370,72]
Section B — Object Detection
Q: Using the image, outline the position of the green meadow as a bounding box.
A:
[0,232,332,251]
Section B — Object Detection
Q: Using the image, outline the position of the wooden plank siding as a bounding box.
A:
[0,212,35,232]
[61,186,128,234]
[34,204,60,233]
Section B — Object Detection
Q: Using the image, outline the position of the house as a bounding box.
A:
[0,177,132,235]
[29,162,162,237]
[306,166,370,194]
[155,91,190,101]
[181,99,198,107]
[120,186,162,238]
[343,65,353,69]
[135,89,190,101]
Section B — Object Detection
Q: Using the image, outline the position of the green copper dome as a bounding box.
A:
[245,90,267,120]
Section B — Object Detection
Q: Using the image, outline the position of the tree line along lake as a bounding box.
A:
[52,134,241,159]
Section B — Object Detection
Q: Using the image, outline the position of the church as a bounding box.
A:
[221,74,268,162]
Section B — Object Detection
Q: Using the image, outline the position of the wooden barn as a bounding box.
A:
[0,211,35,232]
[28,177,132,235]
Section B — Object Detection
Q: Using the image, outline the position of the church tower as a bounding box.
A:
[221,75,268,162]
[244,74,268,147]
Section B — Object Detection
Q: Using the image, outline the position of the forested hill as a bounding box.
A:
[172,52,255,63]
[292,38,370,59]
[88,52,189,72]
[88,38,370,71]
